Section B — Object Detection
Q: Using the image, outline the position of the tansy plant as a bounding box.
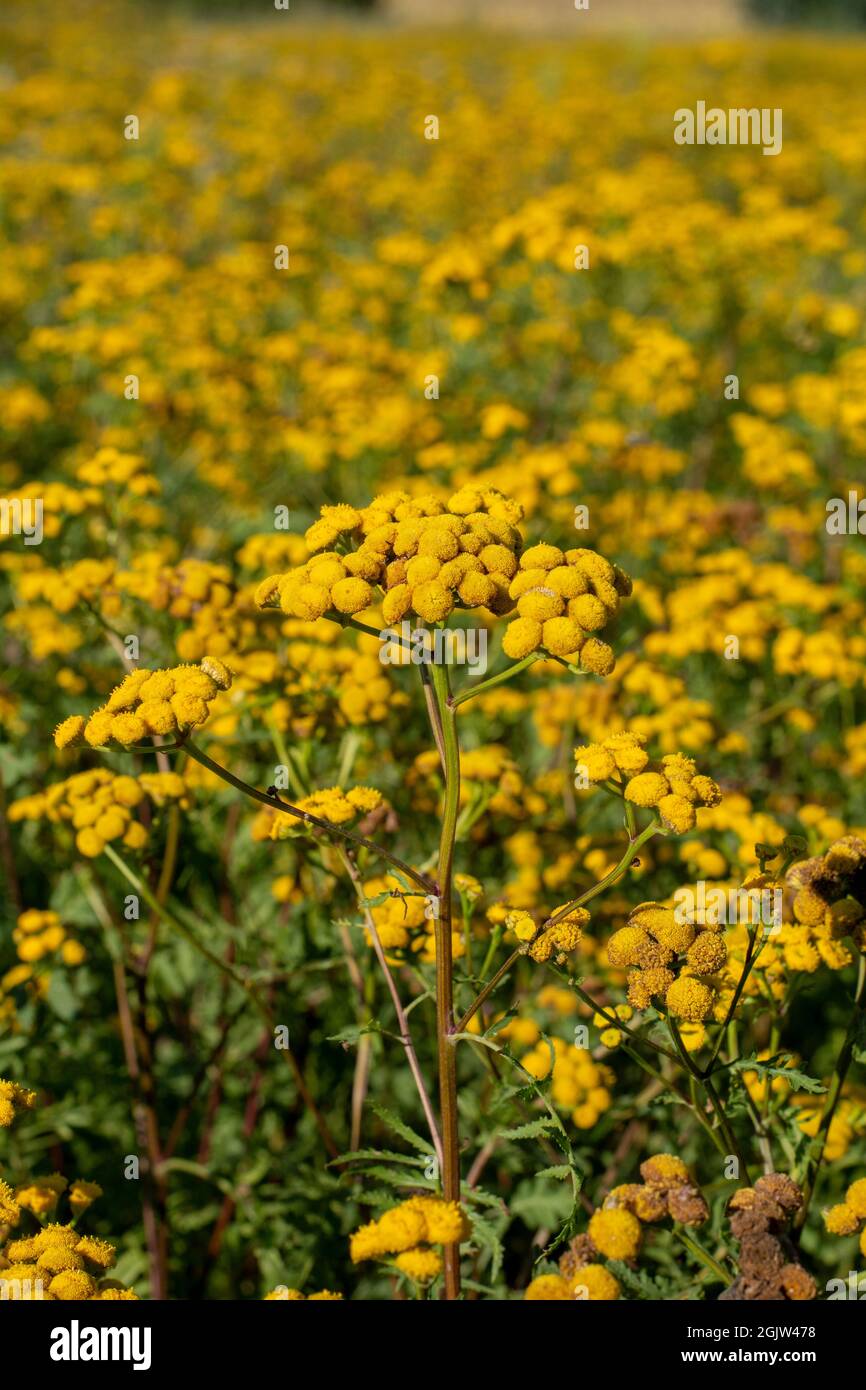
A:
[36,486,866,1302]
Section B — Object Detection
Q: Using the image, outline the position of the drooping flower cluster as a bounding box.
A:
[0,1078,37,1128]
[823,1176,866,1257]
[720,1174,816,1302]
[53,656,233,750]
[604,1153,710,1227]
[255,490,630,674]
[349,1196,470,1284]
[575,733,723,833]
[607,902,728,1021]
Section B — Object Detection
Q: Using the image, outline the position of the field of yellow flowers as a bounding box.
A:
[2,0,866,1309]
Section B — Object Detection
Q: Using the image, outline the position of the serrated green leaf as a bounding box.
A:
[499,1117,556,1142]
[368,1103,434,1154]
[469,1210,504,1280]
[329,1148,427,1168]
[727,1052,826,1095]
[607,1259,674,1301]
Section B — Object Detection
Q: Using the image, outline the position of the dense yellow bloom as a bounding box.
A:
[9,767,184,865]
[54,658,234,750]
[524,1272,572,1300]
[270,785,384,838]
[350,1196,470,1272]
[588,1208,642,1261]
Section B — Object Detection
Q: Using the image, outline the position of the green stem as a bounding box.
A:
[703,922,767,1077]
[674,1228,732,1286]
[451,653,540,708]
[429,659,462,1301]
[669,1016,751,1184]
[181,739,435,895]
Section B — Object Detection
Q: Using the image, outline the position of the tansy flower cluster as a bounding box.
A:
[721,1175,816,1302]
[257,488,522,624]
[76,446,159,496]
[575,733,723,834]
[248,635,399,729]
[499,543,631,673]
[0,1129,137,1303]
[255,490,630,675]
[607,901,728,1021]
[12,909,85,968]
[407,744,541,823]
[349,1196,470,1284]
[16,558,116,616]
[527,1161,709,1299]
[53,656,233,750]
[0,1223,137,1301]
[10,769,185,860]
[741,1054,866,1160]
[520,1039,615,1130]
[0,1078,36,1128]
[505,905,589,964]
[269,785,384,838]
[604,1154,709,1228]
[823,1176,866,1257]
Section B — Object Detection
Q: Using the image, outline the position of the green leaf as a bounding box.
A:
[512,1176,574,1230]
[534,1163,572,1180]
[329,1148,427,1168]
[499,1117,556,1142]
[607,1259,674,1301]
[727,1052,826,1095]
[345,1165,435,1190]
[326,1022,383,1046]
[469,1210,504,1280]
[368,1103,434,1154]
